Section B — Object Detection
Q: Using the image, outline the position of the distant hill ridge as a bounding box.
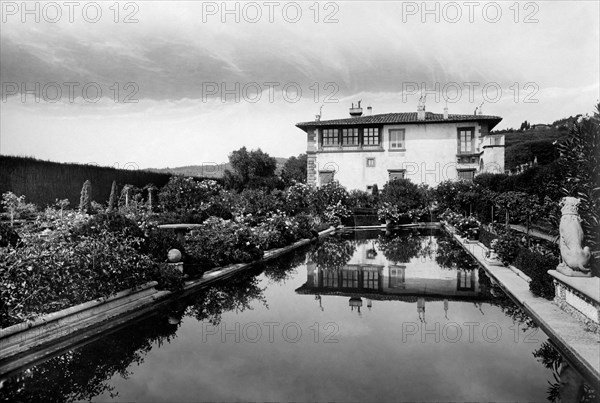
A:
[148,157,288,178]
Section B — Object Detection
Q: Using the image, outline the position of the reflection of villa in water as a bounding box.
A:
[296,237,492,307]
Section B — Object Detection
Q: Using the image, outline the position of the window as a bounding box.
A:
[366,158,376,167]
[493,136,502,146]
[319,171,334,184]
[363,127,380,145]
[458,128,475,154]
[457,169,475,181]
[389,129,405,150]
[322,129,339,146]
[388,170,406,181]
[342,128,359,145]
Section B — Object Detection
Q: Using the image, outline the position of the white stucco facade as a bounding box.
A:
[298,110,504,190]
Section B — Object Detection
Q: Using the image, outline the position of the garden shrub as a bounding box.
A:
[0,222,21,247]
[0,228,160,327]
[71,212,145,243]
[478,227,496,248]
[313,181,349,216]
[284,182,316,215]
[513,248,557,299]
[152,264,185,291]
[185,217,263,269]
[347,189,377,209]
[493,228,523,265]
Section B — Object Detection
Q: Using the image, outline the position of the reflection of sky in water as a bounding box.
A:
[86,232,553,402]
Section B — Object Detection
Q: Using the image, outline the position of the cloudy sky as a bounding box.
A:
[1,0,598,169]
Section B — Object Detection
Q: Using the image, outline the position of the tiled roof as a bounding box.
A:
[296,111,502,131]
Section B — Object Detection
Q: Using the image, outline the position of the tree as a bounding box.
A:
[224,147,279,190]
[107,181,118,213]
[79,180,92,214]
[556,103,600,254]
[281,153,307,184]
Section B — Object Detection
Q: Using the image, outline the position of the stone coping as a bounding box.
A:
[548,270,600,304]
[443,225,600,385]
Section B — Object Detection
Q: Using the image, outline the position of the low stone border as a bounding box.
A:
[549,270,600,334]
[0,226,338,375]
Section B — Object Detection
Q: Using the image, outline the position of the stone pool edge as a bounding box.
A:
[442,224,600,385]
[0,226,338,375]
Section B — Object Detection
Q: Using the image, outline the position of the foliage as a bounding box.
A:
[556,104,600,254]
[280,153,307,185]
[223,147,281,190]
[376,232,422,264]
[235,188,286,217]
[0,221,21,247]
[454,216,480,239]
[107,180,118,212]
[434,233,480,270]
[285,182,316,215]
[185,270,266,325]
[249,211,304,250]
[347,189,377,209]
[158,177,223,223]
[513,248,557,299]
[0,225,160,327]
[152,264,185,291]
[185,217,263,269]
[79,180,93,214]
[377,202,400,222]
[1,191,38,224]
[313,181,349,215]
[492,227,523,265]
[380,178,428,217]
[310,236,356,271]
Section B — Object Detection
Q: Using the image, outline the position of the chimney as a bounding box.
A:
[417,95,426,121]
[443,106,448,120]
[366,106,372,116]
[349,100,363,117]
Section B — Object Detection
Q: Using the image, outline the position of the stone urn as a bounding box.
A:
[556,197,592,277]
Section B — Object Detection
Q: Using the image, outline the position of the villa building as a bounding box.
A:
[296,102,504,190]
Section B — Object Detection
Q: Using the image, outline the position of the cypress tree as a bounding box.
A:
[79,180,92,214]
[107,180,118,212]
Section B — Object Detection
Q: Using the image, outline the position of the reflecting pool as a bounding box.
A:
[0,229,596,402]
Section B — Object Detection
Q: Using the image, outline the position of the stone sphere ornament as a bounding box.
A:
[167,249,182,263]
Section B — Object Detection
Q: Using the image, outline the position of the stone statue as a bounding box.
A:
[557,197,592,277]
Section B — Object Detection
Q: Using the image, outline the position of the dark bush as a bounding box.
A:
[0,222,21,247]
[513,248,557,299]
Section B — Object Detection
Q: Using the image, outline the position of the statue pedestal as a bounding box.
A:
[556,263,592,278]
[548,270,600,334]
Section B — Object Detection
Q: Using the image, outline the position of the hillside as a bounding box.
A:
[494,126,570,170]
[148,158,288,178]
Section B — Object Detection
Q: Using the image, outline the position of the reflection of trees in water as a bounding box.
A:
[309,236,356,271]
[184,270,267,326]
[434,232,480,270]
[533,341,598,402]
[258,246,309,284]
[0,310,180,402]
[376,231,422,264]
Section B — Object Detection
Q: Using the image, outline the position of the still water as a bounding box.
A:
[0,229,595,402]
